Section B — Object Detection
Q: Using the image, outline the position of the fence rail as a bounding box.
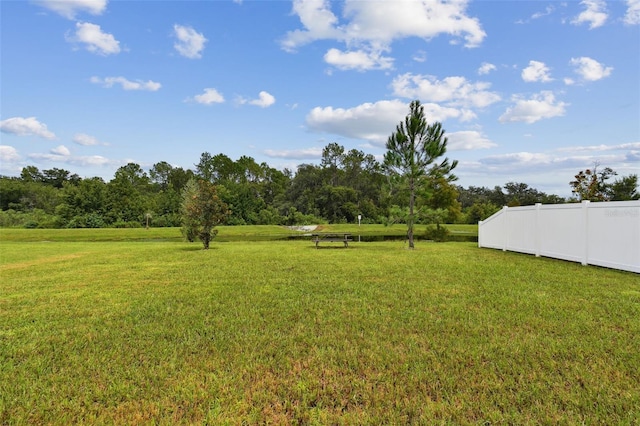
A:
[478,200,639,273]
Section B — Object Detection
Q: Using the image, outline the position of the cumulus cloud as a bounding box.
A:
[499,91,568,124]
[305,99,469,146]
[243,91,276,108]
[280,0,343,52]
[187,88,225,105]
[572,0,608,29]
[391,73,501,109]
[66,22,120,55]
[51,145,71,156]
[0,145,20,162]
[569,57,613,82]
[33,0,107,19]
[90,76,161,91]
[447,130,497,151]
[282,0,486,70]
[324,48,394,71]
[306,100,408,144]
[625,0,640,25]
[521,60,553,82]
[173,24,207,59]
[237,91,276,107]
[73,133,108,146]
[478,62,496,75]
[341,0,486,48]
[0,116,56,139]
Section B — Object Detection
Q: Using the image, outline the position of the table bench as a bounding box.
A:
[312,233,352,248]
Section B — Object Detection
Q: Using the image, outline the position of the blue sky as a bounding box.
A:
[1,0,638,196]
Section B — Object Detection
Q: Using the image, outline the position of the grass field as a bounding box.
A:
[1,228,638,424]
[0,223,478,242]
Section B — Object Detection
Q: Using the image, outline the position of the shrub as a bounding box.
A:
[424,224,449,242]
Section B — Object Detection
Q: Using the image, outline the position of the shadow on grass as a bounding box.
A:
[310,245,354,250]
[177,245,220,252]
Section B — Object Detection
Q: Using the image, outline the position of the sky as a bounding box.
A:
[1,0,639,196]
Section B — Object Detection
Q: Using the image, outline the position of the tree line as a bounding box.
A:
[2,153,635,230]
[1,101,637,232]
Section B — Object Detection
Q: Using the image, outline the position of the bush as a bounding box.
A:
[424,224,450,242]
[0,209,61,228]
[152,214,182,227]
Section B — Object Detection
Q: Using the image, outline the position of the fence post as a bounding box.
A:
[535,203,541,257]
[582,200,590,266]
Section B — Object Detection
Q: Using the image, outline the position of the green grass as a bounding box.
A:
[1,235,638,424]
[0,223,477,243]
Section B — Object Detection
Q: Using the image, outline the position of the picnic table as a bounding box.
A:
[312,233,352,248]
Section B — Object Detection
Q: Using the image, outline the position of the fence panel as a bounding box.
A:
[478,200,639,274]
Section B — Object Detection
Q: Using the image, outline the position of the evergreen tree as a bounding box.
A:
[384,100,457,248]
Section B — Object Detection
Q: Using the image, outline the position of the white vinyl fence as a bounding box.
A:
[478,200,640,273]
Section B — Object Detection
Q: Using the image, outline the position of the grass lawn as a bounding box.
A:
[1,234,638,424]
[0,223,478,242]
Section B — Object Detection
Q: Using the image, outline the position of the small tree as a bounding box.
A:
[181,179,230,249]
[384,100,457,248]
[570,163,616,201]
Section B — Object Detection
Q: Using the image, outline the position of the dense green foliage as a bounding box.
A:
[3,146,634,230]
[1,236,638,423]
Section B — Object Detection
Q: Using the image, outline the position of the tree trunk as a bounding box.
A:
[408,177,415,249]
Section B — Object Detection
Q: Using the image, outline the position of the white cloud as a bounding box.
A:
[0,116,56,139]
[391,73,501,108]
[33,0,107,19]
[624,0,640,25]
[66,22,120,55]
[73,133,108,146]
[478,62,496,75]
[555,142,640,152]
[531,5,555,20]
[324,48,394,71]
[305,99,468,146]
[173,24,207,59]
[280,0,342,52]
[340,0,486,48]
[572,0,608,29]
[263,147,323,159]
[569,57,613,82]
[447,130,497,151]
[28,152,115,167]
[521,60,553,82]
[188,88,225,105]
[90,76,161,91]
[51,145,71,156]
[281,0,486,64]
[306,100,408,144]
[499,91,568,124]
[248,91,276,108]
[0,145,20,162]
[476,150,630,177]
